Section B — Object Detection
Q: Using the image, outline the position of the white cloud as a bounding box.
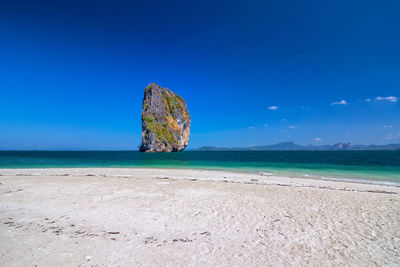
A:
[330,100,347,106]
[384,125,393,128]
[264,124,269,127]
[268,106,279,110]
[280,118,286,122]
[248,126,255,130]
[386,134,394,140]
[365,98,371,102]
[314,137,322,141]
[300,106,310,110]
[288,126,297,129]
[376,96,398,103]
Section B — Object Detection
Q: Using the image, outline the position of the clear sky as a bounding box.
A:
[0,0,399,150]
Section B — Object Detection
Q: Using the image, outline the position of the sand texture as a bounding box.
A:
[0,168,399,266]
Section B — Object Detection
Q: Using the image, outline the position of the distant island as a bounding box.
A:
[194,141,400,151]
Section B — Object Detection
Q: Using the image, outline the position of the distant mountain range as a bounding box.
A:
[193,141,400,151]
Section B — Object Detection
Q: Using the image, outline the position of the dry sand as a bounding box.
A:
[0,168,399,266]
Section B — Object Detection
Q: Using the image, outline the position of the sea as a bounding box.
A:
[0,150,399,186]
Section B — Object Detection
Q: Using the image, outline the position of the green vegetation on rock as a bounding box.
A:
[140,83,190,152]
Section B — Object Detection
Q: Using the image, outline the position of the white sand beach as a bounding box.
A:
[1,168,399,266]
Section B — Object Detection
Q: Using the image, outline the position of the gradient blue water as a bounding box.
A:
[0,151,399,184]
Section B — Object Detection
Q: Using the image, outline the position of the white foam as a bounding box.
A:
[259,172,274,176]
[321,176,400,187]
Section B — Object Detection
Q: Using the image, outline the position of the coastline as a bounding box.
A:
[1,167,400,189]
[1,150,399,186]
[1,168,400,265]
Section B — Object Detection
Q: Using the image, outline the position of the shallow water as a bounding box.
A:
[0,151,399,185]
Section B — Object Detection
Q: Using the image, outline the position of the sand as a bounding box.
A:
[0,168,399,266]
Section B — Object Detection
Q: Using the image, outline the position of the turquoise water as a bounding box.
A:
[0,151,399,185]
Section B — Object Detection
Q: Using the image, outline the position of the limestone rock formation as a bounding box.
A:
[139,83,191,152]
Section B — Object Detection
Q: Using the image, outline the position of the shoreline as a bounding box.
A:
[1,168,400,265]
[1,167,400,189]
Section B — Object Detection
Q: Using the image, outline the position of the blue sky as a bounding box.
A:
[0,0,399,150]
